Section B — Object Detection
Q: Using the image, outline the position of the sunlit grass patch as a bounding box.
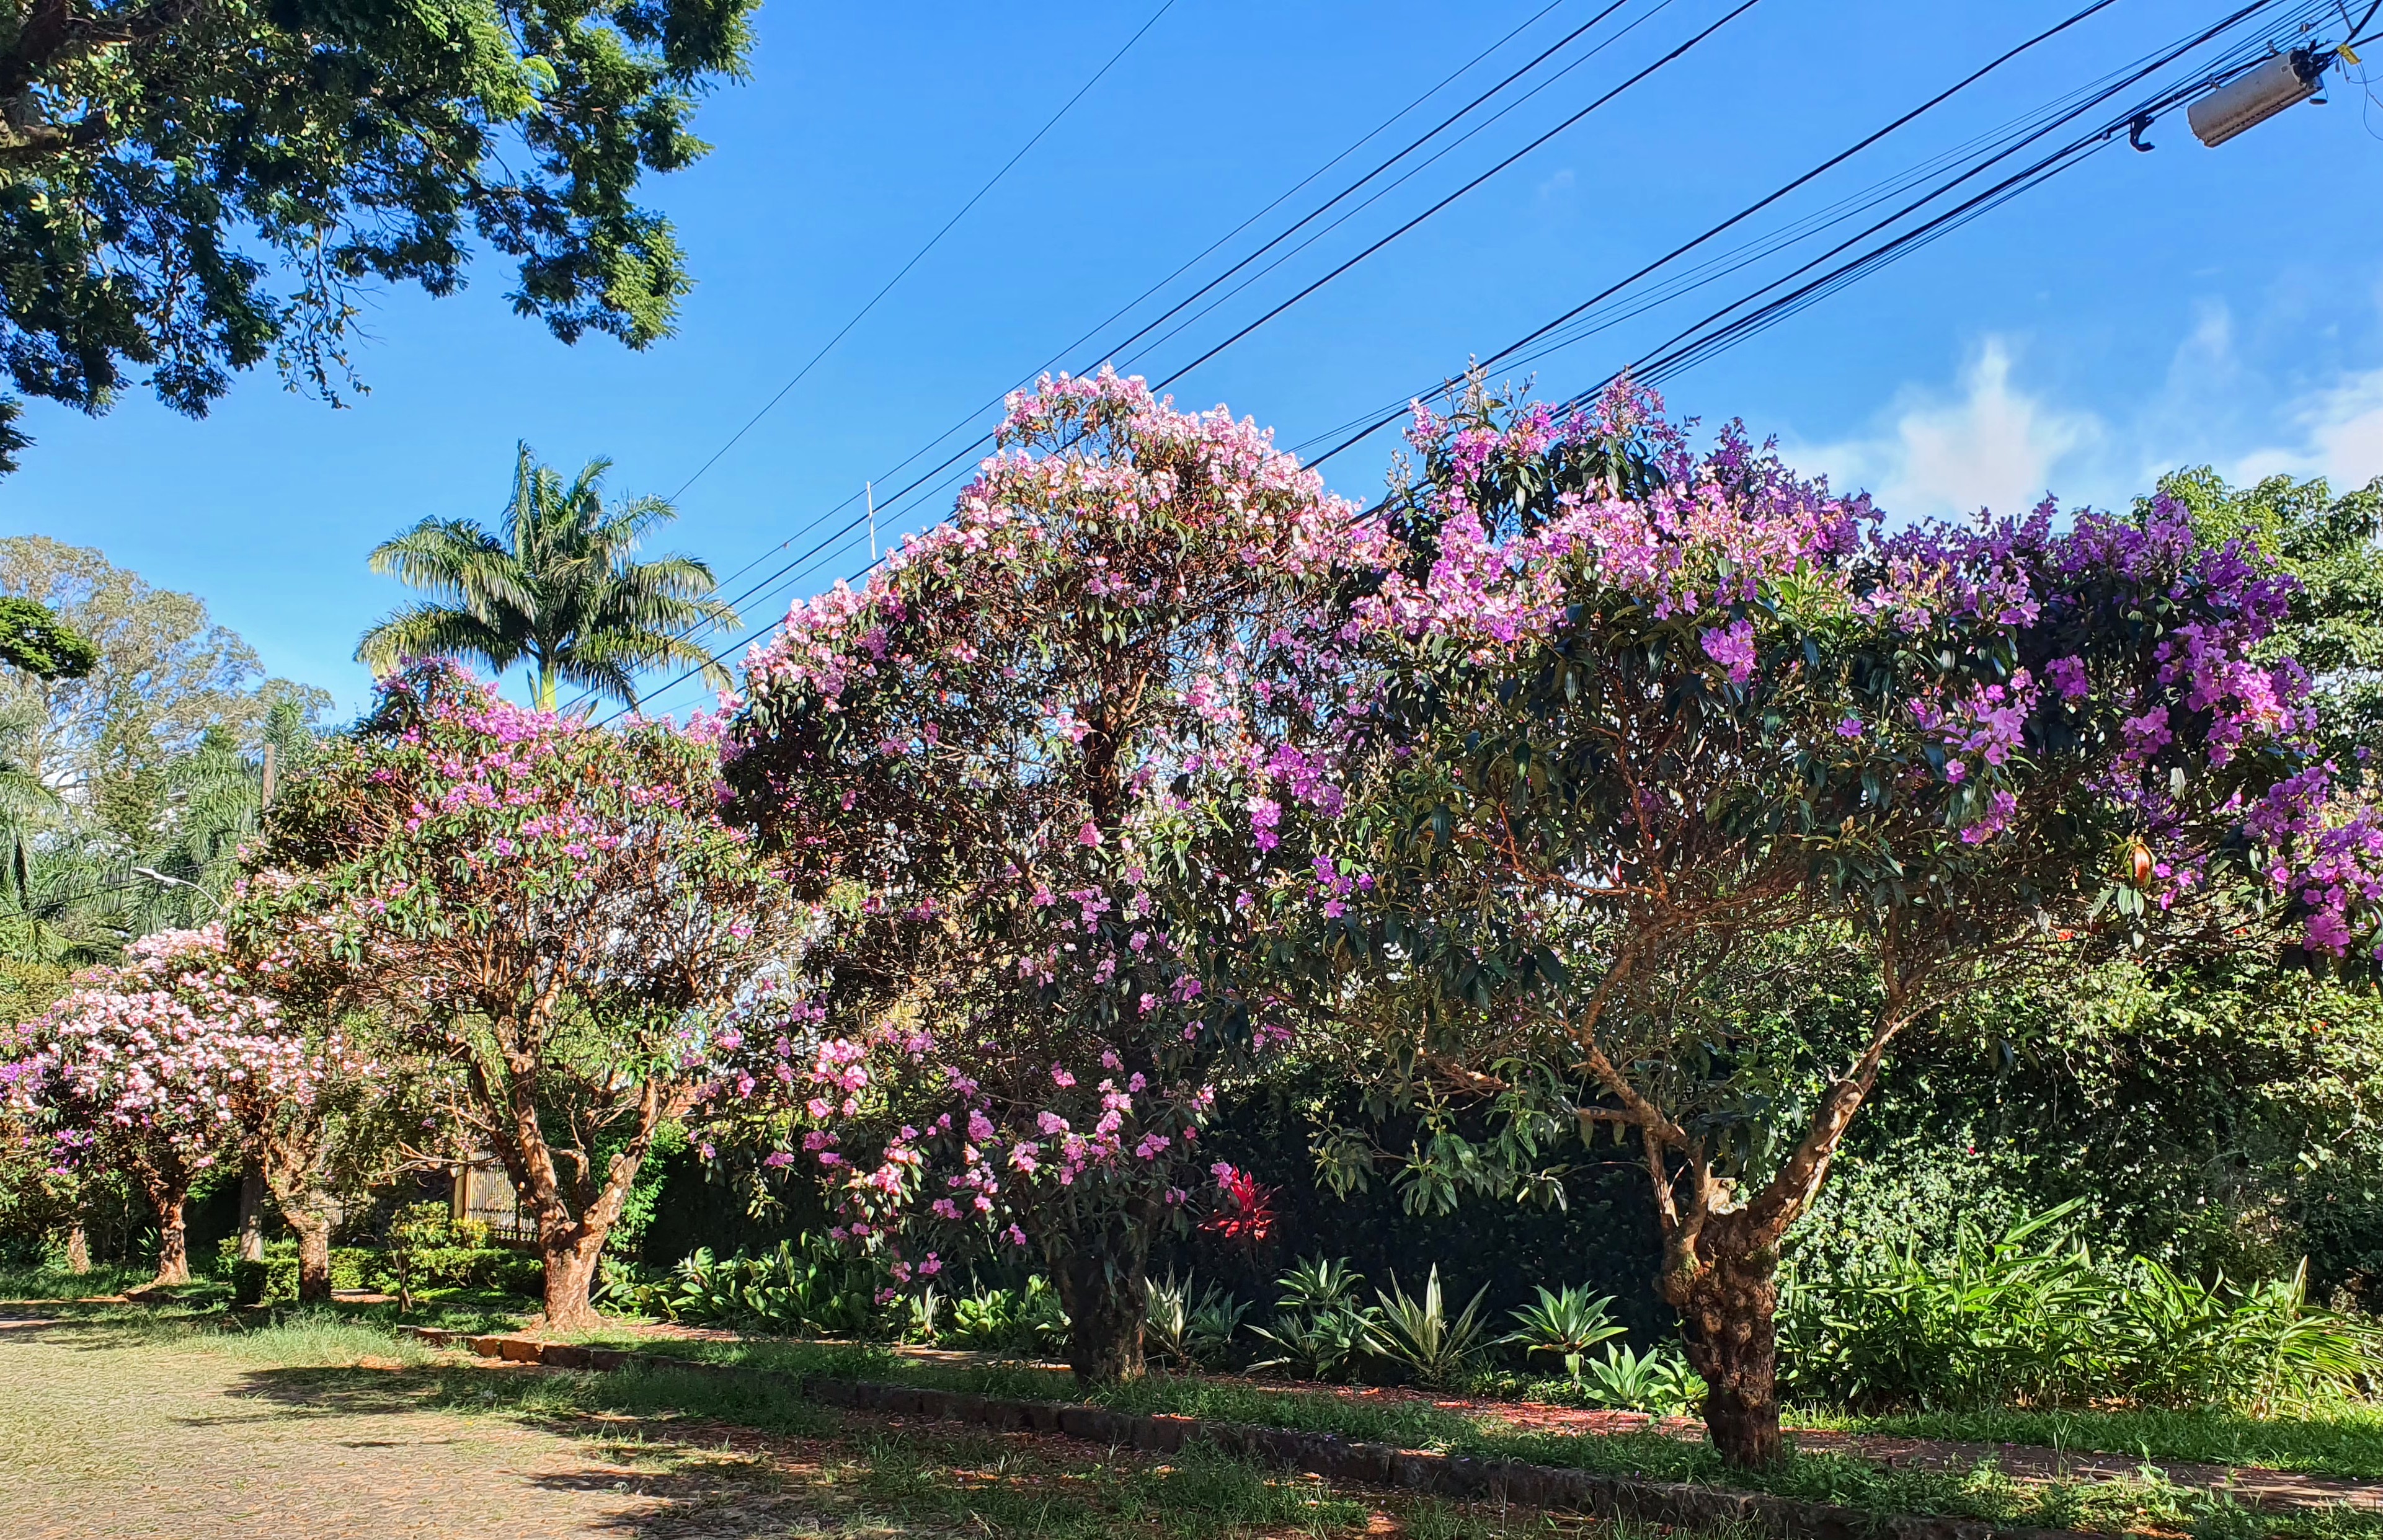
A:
[1793,1402,2383,1483]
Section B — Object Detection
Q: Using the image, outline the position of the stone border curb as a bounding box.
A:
[396,1327,2106,1540]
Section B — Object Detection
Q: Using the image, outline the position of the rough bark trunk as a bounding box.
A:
[541,1234,603,1330]
[236,1166,268,1263]
[151,1189,190,1286]
[64,1220,90,1273]
[1666,1243,1783,1470]
[286,1208,334,1303]
[1056,1241,1150,1384]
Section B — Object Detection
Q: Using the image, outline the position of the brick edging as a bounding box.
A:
[395,1327,2103,1540]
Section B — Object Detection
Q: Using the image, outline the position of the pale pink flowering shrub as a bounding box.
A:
[3,925,322,1285]
[710,369,1369,1380]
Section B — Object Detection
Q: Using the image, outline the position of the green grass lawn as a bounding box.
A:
[1,1306,1717,1540]
[548,1329,2383,1538]
[38,1300,2381,1536]
[0,1259,195,1301]
[1796,1403,2383,1483]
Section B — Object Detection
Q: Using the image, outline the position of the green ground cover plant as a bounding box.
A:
[546,1325,2383,1536]
[0,1260,159,1300]
[1799,1404,2383,1483]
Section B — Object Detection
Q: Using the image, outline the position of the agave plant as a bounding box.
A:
[1144,1272,1250,1370]
[1190,1289,1251,1367]
[1500,1284,1626,1379]
[1275,1255,1366,1314]
[1249,1304,1377,1381]
[1249,1255,1381,1381]
[1145,1271,1200,1368]
[1370,1266,1494,1389]
[1580,1343,1706,1417]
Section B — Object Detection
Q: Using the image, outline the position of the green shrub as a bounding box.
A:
[1781,1201,2382,1410]
[1249,1257,1383,1383]
[646,1236,884,1336]
[363,1244,542,1296]
[1145,1272,1248,1370]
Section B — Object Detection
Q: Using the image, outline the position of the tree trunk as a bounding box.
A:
[1055,1241,1149,1384]
[286,1208,334,1304]
[541,1233,603,1330]
[64,1221,90,1274]
[151,1189,190,1286]
[1665,1242,1783,1470]
[236,1166,268,1263]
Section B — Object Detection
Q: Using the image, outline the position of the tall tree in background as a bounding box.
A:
[357,443,736,710]
[0,0,758,474]
[0,537,328,962]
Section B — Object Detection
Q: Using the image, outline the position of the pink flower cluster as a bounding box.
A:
[2,926,323,1180]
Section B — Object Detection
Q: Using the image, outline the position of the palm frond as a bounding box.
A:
[355,601,525,676]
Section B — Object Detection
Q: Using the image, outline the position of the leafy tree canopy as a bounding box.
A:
[0,596,95,678]
[0,0,758,471]
[2153,465,2383,765]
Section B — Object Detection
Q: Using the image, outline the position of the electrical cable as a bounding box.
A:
[568,0,1621,710]
[631,0,2332,721]
[663,0,1181,513]
[1106,0,1683,374]
[1579,2,2328,402]
[1148,0,1767,392]
[606,0,1762,718]
[1296,0,2319,471]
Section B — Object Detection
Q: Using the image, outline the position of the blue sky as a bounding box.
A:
[6,0,2381,720]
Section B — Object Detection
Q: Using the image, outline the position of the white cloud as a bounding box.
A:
[1791,338,2101,520]
[2234,367,2383,489]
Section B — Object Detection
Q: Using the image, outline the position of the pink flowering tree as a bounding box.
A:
[1313,383,2381,1467]
[2,926,317,1285]
[231,660,797,1327]
[707,370,1366,1381]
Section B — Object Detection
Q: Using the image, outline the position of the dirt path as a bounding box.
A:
[0,1317,801,1539]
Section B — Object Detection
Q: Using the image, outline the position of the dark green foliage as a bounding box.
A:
[1819,950,2383,1309]
[1158,1080,1675,1347]
[2155,466,2383,764]
[0,0,757,469]
[1781,1204,2379,1411]
[938,1275,1070,1356]
[0,598,95,678]
[634,1236,883,1336]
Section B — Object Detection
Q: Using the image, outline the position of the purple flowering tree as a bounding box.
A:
[232,661,797,1327]
[1318,383,2379,1466]
[3,926,317,1285]
[709,370,1364,1381]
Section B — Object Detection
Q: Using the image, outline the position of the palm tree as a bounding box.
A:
[356,444,738,711]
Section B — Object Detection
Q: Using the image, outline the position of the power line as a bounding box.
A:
[1574,2,2326,402]
[583,0,1663,707]
[662,0,1182,511]
[1150,0,1768,392]
[632,0,2333,723]
[610,0,1763,719]
[560,1,1183,712]
[1298,0,2320,471]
